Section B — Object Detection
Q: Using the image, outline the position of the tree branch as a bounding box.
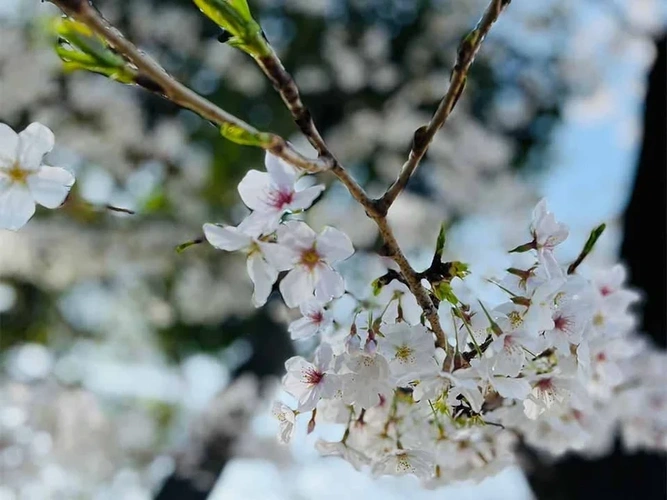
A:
[50,0,330,173]
[52,0,453,353]
[378,0,511,212]
[255,52,332,158]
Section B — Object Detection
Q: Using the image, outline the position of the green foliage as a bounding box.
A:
[192,0,270,57]
[219,123,273,147]
[53,18,137,83]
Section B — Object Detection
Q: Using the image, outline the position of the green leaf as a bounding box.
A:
[433,222,447,263]
[508,241,536,253]
[176,237,205,253]
[371,277,383,297]
[567,223,606,274]
[434,281,458,305]
[220,123,272,147]
[54,18,136,83]
[192,0,269,56]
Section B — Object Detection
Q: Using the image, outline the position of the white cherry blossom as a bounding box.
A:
[288,300,333,340]
[0,122,75,230]
[315,439,369,470]
[530,199,568,277]
[203,221,290,307]
[237,152,324,235]
[282,343,339,412]
[274,220,354,308]
[271,402,296,444]
[378,323,437,382]
[371,449,435,480]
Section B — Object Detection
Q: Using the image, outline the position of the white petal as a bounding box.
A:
[27,166,74,209]
[298,385,322,412]
[247,253,278,307]
[239,210,282,237]
[314,342,333,370]
[316,226,354,263]
[203,223,251,251]
[290,184,325,211]
[17,123,54,171]
[492,377,531,400]
[280,268,314,308]
[0,123,19,168]
[264,152,297,188]
[288,316,320,340]
[237,170,272,211]
[259,241,298,271]
[314,266,345,302]
[0,181,35,230]
[277,220,317,248]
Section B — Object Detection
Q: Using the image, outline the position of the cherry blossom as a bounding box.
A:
[282,343,339,412]
[0,122,75,230]
[203,221,290,307]
[529,199,568,276]
[315,439,370,470]
[371,449,435,480]
[377,323,437,382]
[288,300,333,340]
[271,402,296,444]
[237,152,325,235]
[274,220,354,307]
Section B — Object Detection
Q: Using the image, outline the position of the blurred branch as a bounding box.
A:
[379,0,512,211]
[49,0,330,173]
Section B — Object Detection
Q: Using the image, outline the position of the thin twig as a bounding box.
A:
[50,0,329,173]
[379,0,511,212]
[255,52,331,158]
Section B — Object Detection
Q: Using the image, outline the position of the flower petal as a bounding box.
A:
[238,210,282,237]
[247,253,278,307]
[17,123,54,171]
[0,180,35,230]
[237,170,272,211]
[315,226,354,263]
[0,123,19,168]
[258,241,298,271]
[288,316,320,340]
[203,223,251,251]
[264,152,297,188]
[290,184,325,211]
[27,166,75,209]
[280,267,314,308]
[277,220,318,248]
[314,266,345,302]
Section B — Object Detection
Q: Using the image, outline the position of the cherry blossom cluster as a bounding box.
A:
[265,200,667,486]
[203,152,353,310]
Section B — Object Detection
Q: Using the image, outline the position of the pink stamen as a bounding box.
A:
[302,367,324,386]
[267,188,294,209]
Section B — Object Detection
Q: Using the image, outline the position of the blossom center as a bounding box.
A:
[6,162,29,184]
[309,311,324,324]
[300,246,322,270]
[553,314,571,332]
[268,188,294,209]
[394,344,414,363]
[507,311,523,329]
[302,367,324,386]
[396,453,415,473]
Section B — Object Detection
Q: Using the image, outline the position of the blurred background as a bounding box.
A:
[0,0,665,498]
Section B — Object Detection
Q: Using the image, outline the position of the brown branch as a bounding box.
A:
[255,53,331,158]
[378,0,511,212]
[51,0,456,352]
[50,0,329,173]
